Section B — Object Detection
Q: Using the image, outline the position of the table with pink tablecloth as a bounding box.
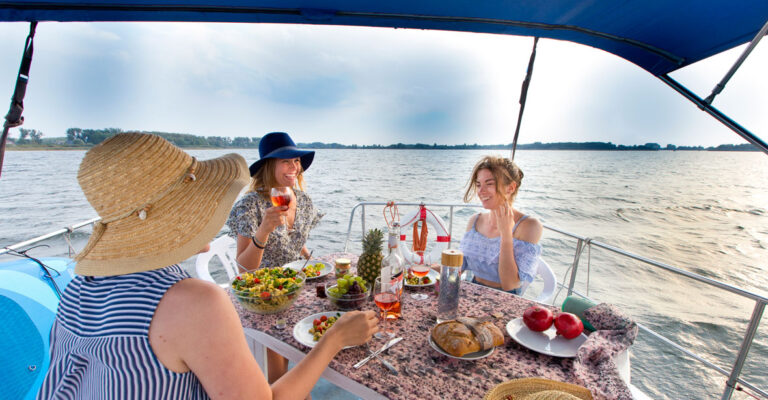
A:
[233,252,637,400]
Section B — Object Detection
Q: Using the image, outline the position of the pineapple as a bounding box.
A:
[357,228,384,285]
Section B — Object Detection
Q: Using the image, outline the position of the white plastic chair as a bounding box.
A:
[195,235,240,288]
[460,258,557,304]
[518,258,557,304]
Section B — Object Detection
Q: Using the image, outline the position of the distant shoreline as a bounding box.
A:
[6,145,759,152]
[6,128,759,152]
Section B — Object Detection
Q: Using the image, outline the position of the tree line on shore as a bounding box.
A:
[5,127,758,152]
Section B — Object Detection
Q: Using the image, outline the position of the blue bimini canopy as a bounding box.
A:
[1,0,767,76]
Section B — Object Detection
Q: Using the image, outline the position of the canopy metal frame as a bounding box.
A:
[659,74,768,154]
[705,19,768,105]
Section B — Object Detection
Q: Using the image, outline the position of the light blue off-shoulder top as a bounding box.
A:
[459,214,542,287]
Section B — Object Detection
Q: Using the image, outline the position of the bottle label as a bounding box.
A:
[388,234,398,249]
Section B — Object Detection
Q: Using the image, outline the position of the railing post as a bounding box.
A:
[343,203,362,253]
[361,204,366,243]
[721,300,766,400]
[448,206,454,249]
[567,239,585,296]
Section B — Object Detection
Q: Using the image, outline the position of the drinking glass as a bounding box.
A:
[270,187,294,232]
[373,276,400,339]
[409,264,431,300]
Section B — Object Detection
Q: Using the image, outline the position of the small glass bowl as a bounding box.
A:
[325,280,370,311]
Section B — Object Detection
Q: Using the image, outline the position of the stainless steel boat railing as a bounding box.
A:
[341,201,767,400]
[0,217,99,257]
[2,203,765,399]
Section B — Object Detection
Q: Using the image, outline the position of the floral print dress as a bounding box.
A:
[226,189,323,269]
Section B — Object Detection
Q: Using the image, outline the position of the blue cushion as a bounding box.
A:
[0,257,75,400]
[0,295,47,400]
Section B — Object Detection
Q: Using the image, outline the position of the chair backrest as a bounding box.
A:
[518,258,557,304]
[195,235,239,288]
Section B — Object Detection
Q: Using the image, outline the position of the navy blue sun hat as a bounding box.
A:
[249,132,315,177]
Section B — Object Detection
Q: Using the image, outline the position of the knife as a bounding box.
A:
[353,337,403,369]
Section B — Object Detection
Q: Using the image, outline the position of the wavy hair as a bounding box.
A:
[248,158,306,197]
[463,156,523,204]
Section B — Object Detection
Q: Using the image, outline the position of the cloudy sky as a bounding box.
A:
[0,22,766,147]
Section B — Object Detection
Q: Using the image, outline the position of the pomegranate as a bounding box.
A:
[554,312,584,339]
[522,305,554,332]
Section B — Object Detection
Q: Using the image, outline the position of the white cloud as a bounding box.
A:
[0,22,765,146]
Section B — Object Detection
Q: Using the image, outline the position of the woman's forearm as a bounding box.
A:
[269,331,344,399]
[497,238,521,291]
[237,246,263,271]
[236,228,271,270]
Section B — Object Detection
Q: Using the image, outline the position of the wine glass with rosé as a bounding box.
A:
[409,263,431,300]
[373,276,400,339]
[270,187,294,232]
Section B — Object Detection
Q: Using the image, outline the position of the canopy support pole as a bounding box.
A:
[658,74,768,155]
[705,19,768,105]
[511,37,538,160]
[0,21,37,179]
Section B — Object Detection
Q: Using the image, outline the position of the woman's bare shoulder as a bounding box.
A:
[153,278,240,345]
[153,278,268,397]
[150,278,238,371]
[166,277,226,302]
[517,215,543,243]
[465,212,482,231]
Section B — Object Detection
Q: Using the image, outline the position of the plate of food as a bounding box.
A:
[428,317,503,360]
[284,259,333,280]
[293,311,347,348]
[405,267,439,287]
[505,317,587,358]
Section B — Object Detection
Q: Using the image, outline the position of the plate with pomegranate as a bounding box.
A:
[505,317,587,358]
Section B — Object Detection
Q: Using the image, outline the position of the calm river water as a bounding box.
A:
[1,149,766,399]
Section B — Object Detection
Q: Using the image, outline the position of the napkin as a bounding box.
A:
[561,296,597,332]
[572,303,638,400]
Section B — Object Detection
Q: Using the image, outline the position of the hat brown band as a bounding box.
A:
[75,157,198,262]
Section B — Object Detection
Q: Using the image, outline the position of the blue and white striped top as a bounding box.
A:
[37,265,209,400]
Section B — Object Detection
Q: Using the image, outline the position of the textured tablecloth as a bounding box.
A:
[233,252,636,400]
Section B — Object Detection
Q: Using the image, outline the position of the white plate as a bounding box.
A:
[284,259,333,280]
[427,335,494,360]
[405,268,439,287]
[293,311,348,348]
[505,317,587,358]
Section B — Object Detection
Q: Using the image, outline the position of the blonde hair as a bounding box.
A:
[463,156,524,204]
[248,158,306,197]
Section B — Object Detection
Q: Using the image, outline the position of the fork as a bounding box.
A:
[300,249,314,270]
[366,343,398,374]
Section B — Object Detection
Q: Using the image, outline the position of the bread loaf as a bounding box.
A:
[431,318,504,357]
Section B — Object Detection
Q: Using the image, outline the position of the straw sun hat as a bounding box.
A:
[74,133,249,276]
[483,378,593,400]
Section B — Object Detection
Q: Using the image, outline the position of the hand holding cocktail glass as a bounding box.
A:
[270,187,294,232]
